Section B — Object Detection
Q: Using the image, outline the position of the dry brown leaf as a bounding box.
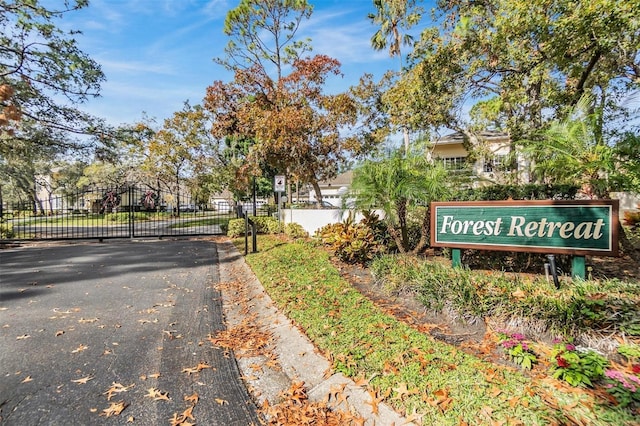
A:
[71,344,88,353]
[215,398,228,405]
[16,334,30,340]
[104,382,134,401]
[21,375,33,383]
[55,330,64,337]
[145,387,170,401]
[184,393,199,404]
[72,376,93,384]
[99,401,127,417]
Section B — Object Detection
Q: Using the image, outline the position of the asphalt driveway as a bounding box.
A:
[0,238,260,425]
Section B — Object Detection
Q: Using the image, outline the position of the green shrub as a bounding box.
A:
[106,212,149,222]
[284,222,308,239]
[227,219,245,238]
[227,216,282,238]
[454,183,579,201]
[252,216,282,234]
[551,341,609,387]
[0,221,14,239]
[316,219,384,265]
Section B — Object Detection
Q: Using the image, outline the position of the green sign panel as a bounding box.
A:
[431,201,619,256]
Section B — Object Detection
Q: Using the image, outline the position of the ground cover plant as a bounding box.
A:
[370,255,640,339]
[237,235,639,425]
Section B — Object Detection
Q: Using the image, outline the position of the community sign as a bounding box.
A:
[430,200,619,256]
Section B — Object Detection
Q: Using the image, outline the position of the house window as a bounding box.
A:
[483,155,509,173]
[439,156,467,170]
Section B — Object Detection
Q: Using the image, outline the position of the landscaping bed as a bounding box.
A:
[239,235,640,425]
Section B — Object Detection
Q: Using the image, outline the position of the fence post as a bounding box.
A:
[129,186,134,239]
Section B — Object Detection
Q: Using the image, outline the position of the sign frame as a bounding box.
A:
[274,175,286,192]
[430,200,619,257]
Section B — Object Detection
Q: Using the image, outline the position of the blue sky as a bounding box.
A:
[61,0,433,128]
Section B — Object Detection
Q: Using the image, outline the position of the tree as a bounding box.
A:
[350,150,454,254]
[207,0,367,204]
[389,0,640,143]
[523,95,639,199]
[368,0,422,153]
[1,0,106,155]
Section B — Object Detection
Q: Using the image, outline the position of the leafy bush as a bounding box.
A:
[227,217,282,238]
[227,219,245,238]
[106,212,149,222]
[284,223,308,239]
[603,369,640,408]
[0,221,14,239]
[316,217,385,265]
[454,183,579,201]
[252,216,282,234]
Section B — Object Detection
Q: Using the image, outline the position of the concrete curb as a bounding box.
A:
[217,240,414,425]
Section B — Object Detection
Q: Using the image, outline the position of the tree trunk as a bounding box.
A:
[618,222,640,262]
[387,225,407,254]
[411,207,431,255]
[310,180,324,207]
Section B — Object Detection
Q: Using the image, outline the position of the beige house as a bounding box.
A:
[428,130,529,185]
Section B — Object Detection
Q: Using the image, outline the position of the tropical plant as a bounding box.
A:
[316,217,385,265]
[368,0,422,153]
[350,150,455,254]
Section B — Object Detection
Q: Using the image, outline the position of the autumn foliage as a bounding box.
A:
[205,55,361,201]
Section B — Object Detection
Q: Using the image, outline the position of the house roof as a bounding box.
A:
[434,130,510,145]
[317,170,353,188]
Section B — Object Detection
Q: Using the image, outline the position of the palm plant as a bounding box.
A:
[368,0,422,154]
[350,150,452,254]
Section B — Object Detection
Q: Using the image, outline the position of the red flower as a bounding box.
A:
[556,356,569,368]
[632,364,640,374]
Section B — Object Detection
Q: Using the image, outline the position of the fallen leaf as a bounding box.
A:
[104,383,135,401]
[78,317,99,323]
[145,387,170,401]
[184,393,199,404]
[100,401,127,417]
[21,375,33,383]
[55,330,64,337]
[16,334,31,340]
[72,376,93,384]
[71,344,88,353]
[215,398,228,405]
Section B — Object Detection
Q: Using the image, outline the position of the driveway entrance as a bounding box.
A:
[0,239,260,425]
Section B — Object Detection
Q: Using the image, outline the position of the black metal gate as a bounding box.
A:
[0,186,235,241]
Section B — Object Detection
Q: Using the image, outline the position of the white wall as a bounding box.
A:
[280,208,381,236]
[611,192,640,218]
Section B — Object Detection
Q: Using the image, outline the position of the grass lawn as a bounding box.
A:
[236,235,638,425]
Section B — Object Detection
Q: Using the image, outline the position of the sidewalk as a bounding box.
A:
[217,240,414,425]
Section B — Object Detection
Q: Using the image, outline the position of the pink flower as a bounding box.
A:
[565,344,576,351]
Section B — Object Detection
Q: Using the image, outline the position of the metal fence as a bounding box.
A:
[0,186,272,242]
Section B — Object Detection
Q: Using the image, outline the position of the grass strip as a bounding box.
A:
[237,236,637,425]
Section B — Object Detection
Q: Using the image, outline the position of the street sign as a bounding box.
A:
[274,175,286,192]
